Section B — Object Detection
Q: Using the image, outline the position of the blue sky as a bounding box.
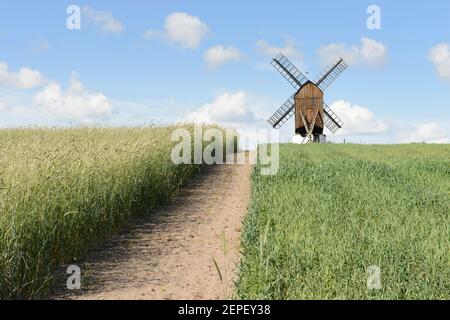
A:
[0,0,449,143]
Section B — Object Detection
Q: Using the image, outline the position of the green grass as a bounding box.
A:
[236,144,450,299]
[0,125,229,299]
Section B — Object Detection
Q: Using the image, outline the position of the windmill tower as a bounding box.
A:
[267,53,348,143]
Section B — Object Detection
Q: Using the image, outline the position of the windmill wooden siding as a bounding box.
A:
[294,82,324,136]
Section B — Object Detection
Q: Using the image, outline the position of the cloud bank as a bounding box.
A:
[0,61,46,89]
[185,92,257,125]
[144,12,209,50]
[428,43,450,81]
[318,37,387,68]
[34,73,114,122]
[329,100,388,135]
[400,122,449,144]
[256,37,303,60]
[83,6,124,34]
[204,45,242,70]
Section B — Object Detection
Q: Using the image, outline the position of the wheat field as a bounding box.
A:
[237,144,450,299]
[0,125,222,299]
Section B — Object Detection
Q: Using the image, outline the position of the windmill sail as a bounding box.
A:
[323,103,344,133]
[267,94,295,129]
[315,58,349,92]
[272,53,308,90]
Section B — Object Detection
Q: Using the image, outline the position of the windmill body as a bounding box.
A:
[294,81,324,137]
[267,53,348,143]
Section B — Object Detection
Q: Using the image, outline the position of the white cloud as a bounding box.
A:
[83,6,124,34]
[185,92,257,125]
[427,43,450,80]
[329,100,388,135]
[318,37,387,68]
[0,61,46,89]
[145,12,209,49]
[165,13,209,49]
[256,37,303,60]
[400,122,449,144]
[34,73,114,122]
[204,45,242,69]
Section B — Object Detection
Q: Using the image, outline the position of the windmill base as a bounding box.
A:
[292,134,327,144]
[313,134,327,144]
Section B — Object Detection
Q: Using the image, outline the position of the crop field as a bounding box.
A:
[237,144,450,299]
[0,125,225,299]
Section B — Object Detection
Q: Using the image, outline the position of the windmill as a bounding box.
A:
[267,53,349,143]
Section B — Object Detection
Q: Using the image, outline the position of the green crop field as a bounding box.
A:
[0,125,224,299]
[237,144,450,299]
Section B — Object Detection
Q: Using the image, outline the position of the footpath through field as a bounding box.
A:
[58,152,251,300]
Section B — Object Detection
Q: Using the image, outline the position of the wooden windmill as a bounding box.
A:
[267,53,349,143]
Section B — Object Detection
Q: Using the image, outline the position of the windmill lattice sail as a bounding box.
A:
[271,53,308,89]
[323,103,344,133]
[267,94,295,129]
[315,58,349,92]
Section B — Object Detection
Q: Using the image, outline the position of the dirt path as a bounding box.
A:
[60,155,251,300]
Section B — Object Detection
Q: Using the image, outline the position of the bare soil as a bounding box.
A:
[58,156,251,300]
